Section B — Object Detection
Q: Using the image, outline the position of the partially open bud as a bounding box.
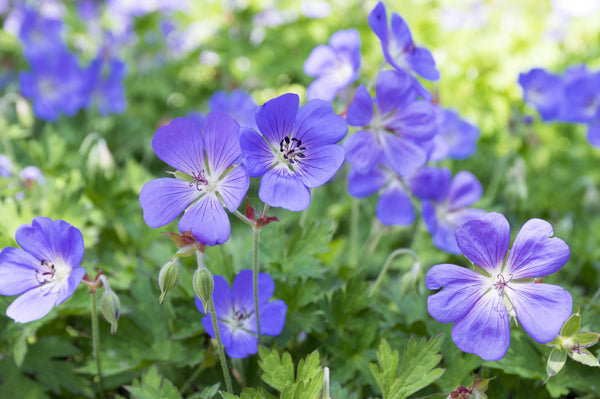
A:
[193,267,214,313]
[99,276,120,335]
[158,258,181,303]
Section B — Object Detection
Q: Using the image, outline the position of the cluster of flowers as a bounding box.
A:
[519,65,600,147]
[304,2,481,254]
[6,4,127,121]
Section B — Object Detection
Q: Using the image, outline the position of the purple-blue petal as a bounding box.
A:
[152,118,205,176]
[250,300,287,335]
[239,127,275,177]
[505,219,570,278]
[139,178,198,228]
[54,266,86,305]
[375,69,415,114]
[347,166,387,198]
[446,171,483,211]
[259,168,311,211]
[387,100,437,140]
[380,133,426,176]
[451,290,511,361]
[293,99,348,147]
[508,283,572,343]
[455,212,510,272]
[368,2,389,47]
[0,247,41,295]
[407,167,451,201]
[425,263,487,323]
[226,329,259,358]
[296,145,344,188]
[389,12,413,51]
[6,286,57,323]
[178,194,230,245]
[304,45,338,77]
[376,184,415,226]
[409,47,440,81]
[343,130,380,173]
[203,111,242,176]
[346,85,373,127]
[232,270,275,311]
[255,93,299,145]
[587,122,600,148]
[218,165,250,212]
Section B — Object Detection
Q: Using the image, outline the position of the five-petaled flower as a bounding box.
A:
[195,270,287,358]
[139,112,249,246]
[425,212,573,361]
[240,93,347,211]
[0,217,86,323]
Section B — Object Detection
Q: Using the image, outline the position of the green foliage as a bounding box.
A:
[125,366,182,399]
[369,336,445,399]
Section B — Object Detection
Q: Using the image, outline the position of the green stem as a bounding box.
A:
[180,363,204,394]
[252,226,262,341]
[349,198,359,269]
[209,297,234,393]
[233,209,255,226]
[90,292,105,399]
[368,248,420,297]
[584,286,600,314]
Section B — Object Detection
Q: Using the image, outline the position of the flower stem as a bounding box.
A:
[252,226,262,341]
[369,248,420,297]
[233,209,255,226]
[209,297,234,393]
[90,292,105,399]
[349,198,359,268]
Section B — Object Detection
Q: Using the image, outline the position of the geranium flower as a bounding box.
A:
[425,212,573,361]
[239,93,347,211]
[368,1,439,81]
[0,217,86,323]
[195,270,287,358]
[209,89,258,130]
[304,29,361,102]
[518,68,564,122]
[428,106,480,162]
[139,112,249,245]
[409,167,485,254]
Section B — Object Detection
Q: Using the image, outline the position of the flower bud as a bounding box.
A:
[158,259,180,303]
[193,267,214,313]
[100,288,120,335]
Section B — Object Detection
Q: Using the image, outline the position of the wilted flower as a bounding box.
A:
[195,270,287,358]
[426,212,573,360]
[0,217,86,323]
[139,113,249,245]
[240,93,346,211]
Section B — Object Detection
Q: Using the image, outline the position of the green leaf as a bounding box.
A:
[369,336,445,399]
[124,366,182,399]
[259,346,295,392]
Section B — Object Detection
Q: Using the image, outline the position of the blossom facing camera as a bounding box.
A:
[425,212,573,361]
[195,270,287,358]
[240,93,347,211]
[0,217,86,323]
[139,112,249,245]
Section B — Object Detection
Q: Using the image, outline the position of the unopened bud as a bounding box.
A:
[193,267,214,312]
[158,259,181,303]
[100,287,120,335]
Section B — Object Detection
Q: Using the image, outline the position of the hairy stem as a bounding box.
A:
[369,248,420,297]
[252,226,262,341]
[90,292,104,399]
[209,297,234,393]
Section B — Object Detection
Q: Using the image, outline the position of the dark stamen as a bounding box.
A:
[189,170,208,191]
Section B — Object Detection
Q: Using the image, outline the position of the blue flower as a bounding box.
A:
[428,107,480,161]
[16,5,64,62]
[368,1,439,82]
[19,49,88,121]
[209,89,258,130]
[410,167,485,254]
[561,71,600,124]
[518,68,564,122]
[139,112,249,245]
[347,161,415,227]
[85,52,127,116]
[240,93,346,211]
[0,155,13,177]
[195,270,287,358]
[344,70,437,177]
[304,29,361,102]
[0,217,86,323]
[425,212,573,361]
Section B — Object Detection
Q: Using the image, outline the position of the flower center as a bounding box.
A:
[189,170,209,191]
[227,307,253,330]
[35,259,56,285]
[279,136,306,165]
[492,273,513,296]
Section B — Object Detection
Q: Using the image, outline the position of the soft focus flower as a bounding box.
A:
[0,217,86,323]
[209,89,258,130]
[304,29,361,102]
[429,107,480,161]
[19,49,88,121]
[518,68,564,122]
[139,113,249,245]
[368,1,439,81]
[425,212,573,360]
[16,5,64,61]
[344,69,437,177]
[240,93,346,211]
[561,71,600,123]
[195,270,287,358]
[19,165,46,188]
[410,168,485,254]
[0,155,13,177]
[85,52,127,116]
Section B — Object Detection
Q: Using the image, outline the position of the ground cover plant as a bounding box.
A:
[0,0,599,398]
